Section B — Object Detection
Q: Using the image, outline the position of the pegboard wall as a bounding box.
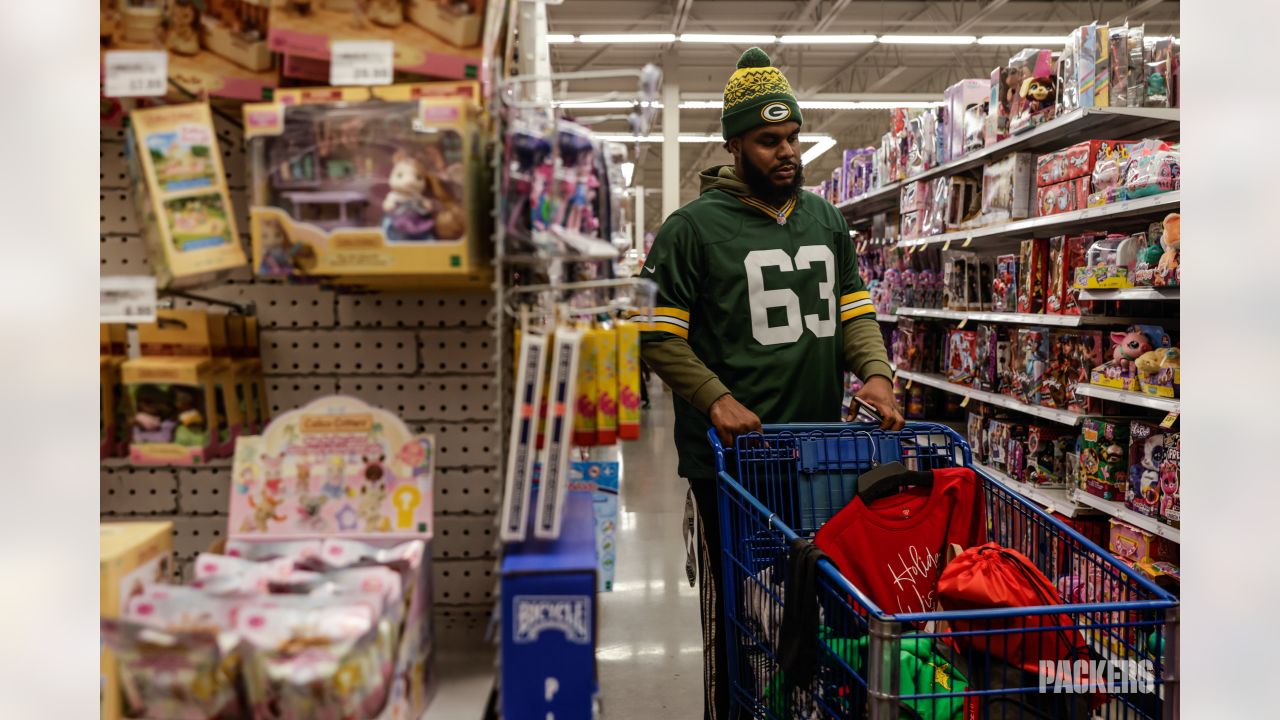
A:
[100,115,500,648]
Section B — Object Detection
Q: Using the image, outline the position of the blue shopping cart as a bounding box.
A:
[710,423,1179,720]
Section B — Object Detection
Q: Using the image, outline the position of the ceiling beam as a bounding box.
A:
[671,0,696,34]
[1111,0,1165,24]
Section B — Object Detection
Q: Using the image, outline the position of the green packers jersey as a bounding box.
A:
[639,181,875,479]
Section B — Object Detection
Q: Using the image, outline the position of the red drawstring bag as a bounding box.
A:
[937,543,1092,677]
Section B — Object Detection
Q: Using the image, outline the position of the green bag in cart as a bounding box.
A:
[766,630,972,720]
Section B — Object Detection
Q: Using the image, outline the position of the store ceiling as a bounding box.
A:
[544,0,1180,231]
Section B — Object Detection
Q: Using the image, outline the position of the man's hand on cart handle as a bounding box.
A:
[709,394,763,447]
[855,376,906,431]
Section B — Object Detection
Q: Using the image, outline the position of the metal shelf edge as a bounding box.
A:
[1069,488,1181,544]
[895,370,1084,426]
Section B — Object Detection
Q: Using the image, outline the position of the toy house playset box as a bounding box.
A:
[244,83,487,287]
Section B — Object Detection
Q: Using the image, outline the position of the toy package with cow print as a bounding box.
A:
[243,82,485,287]
[229,396,434,539]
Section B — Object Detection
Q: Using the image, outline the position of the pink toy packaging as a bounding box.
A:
[974,323,1006,392]
[1010,327,1050,405]
[1046,234,1095,315]
[229,396,434,539]
[1109,519,1178,567]
[1089,324,1172,391]
[1159,432,1180,528]
[1127,422,1179,522]
[943,78,991,162]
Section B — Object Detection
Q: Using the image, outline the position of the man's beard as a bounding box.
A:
[740,154,804,207]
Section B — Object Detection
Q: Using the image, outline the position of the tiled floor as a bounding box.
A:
[597,394,704,719]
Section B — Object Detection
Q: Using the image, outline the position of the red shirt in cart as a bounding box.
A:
[815,467,986,616]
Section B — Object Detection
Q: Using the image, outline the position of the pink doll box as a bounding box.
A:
[1109,519,1178,567]
[229,395,434,540]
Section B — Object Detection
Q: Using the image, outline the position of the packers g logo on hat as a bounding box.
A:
[761,102,792,122]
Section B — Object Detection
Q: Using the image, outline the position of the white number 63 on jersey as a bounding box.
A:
[743,245,836,346]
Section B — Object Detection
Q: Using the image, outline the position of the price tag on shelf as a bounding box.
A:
[906,378,914,390]
[100,276,158,323]
[942,238,952,251]
[1160,410,1179,428]
[103,51,168,98]
[330,40,394,86]
[963,236,973,248]
[960,396,971,408]
[957,318,968,329]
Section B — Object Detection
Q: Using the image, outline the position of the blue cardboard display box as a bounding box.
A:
[501,491,598,719]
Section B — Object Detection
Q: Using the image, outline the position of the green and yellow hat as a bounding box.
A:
[721,47,803,140]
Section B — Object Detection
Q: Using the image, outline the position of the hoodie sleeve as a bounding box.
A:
[835,214,894,382]
[638,212,732,413]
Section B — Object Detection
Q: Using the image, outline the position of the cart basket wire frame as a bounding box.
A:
[709,423,1179,720]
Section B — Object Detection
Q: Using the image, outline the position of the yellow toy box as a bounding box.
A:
[100,521,173,720]
[126,103,248,288]
[244,84,485,286]
[123,310,244,464]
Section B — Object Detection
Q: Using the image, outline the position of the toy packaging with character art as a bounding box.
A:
[945,329,979,387]
[244,83,484,287]
[1047,234,1095,315]
[1080,417,1133,500]
[974,323,1007,392]
[1026,425,1074,487]
[1089,323,1172,391]
[981,153,1037,222]
[992,254,1018,313]
[1048,330,1103,413]
[1010,327,1050,405]
[126,103,248,288]
[1126,421,1179,522]
[1017,238,1048,314]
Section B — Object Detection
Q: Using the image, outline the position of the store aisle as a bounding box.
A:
[598,390,703,719]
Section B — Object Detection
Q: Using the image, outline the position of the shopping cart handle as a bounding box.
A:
[708,422,967,474]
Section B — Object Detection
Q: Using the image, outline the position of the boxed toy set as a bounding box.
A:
[980,152,1037,222]
[1126,421,1180,523]
[1136,346,1180,398]
[1036,176,1090,217]
[123,310,244,465]
[244,83,486,286]
[1009,327,1050,405]
[1109,519,1178,568]
[229,395,435,539]
[1035,140,1137,188]
[1007,48,1058,133]
[1046,330,1103,413]
[943,79,991,163]
[992,254,1018,313]
[1089,324,1173,392]
[944,329,978,387]
[974,323,1007,393]
[1025,425,1074,487]
[101,521,174,720]
[1016,239,1049,314]
[1133,213,1180,287]
[1079,417,1133,500]
[126,103,248,288]
[1046,234,1094,315]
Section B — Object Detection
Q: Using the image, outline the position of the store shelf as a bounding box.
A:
[876,312,897,323]
[897,192,1180,250]
[1079,287,1180,301]
[893,370,1085,426]
[975,462,1093,518]
[1074,384,1179,412]
[837,107,1180,220]
[1068,487,1181,543]
[893,307,1146,328]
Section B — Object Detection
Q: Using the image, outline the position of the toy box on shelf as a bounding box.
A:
[1035,140,1137,189]
[569,461,620,592]
[991,254,1018,313]
[101,1,277,101]
[267,0,486,81]
[1136,346,1180,398]
[1089,324,1173,393]
[974,323,1007,393]
[245,83,487,287]
[945,329,978,387]
[1110,518,1178,567]
[1025,425,1074,487]
[1046,234,1094,315]
[1007,48,1058,134]
[1126,421,1180,522]
[1074,232,1143,289]
[1079,417,1135,500]
[1035,177,1090,217]
[126,103,248,288]
[228,395,434,538]
[1009,327,1050,405]
[1016,239,1048,314]
[942,78,991,163]
[101,522,174,720]
[1046,330,1103,413]
[980,153,1036,223]
[123,310,244,465]
[1133,213,1180,287]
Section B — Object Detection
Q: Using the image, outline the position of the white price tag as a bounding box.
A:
[101,276,158,323]
[330,40,394,86]
[104,51,168,98]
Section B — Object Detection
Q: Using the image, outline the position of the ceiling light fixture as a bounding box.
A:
[678,33,778,44]
[976,35,1070,45]
[778,34,877,44]
[546,34,576,44]
[878,34,977,44]
[577,33,676,44]
[620,162,635,186]
[800,136,838,165]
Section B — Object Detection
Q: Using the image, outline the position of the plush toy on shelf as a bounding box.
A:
[1089,324,1171,392]
[1157,212,1180,284]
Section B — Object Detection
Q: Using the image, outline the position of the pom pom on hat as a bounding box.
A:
[737,47,772,69]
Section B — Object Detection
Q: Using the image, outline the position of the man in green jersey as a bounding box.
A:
[639,47,903,719]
